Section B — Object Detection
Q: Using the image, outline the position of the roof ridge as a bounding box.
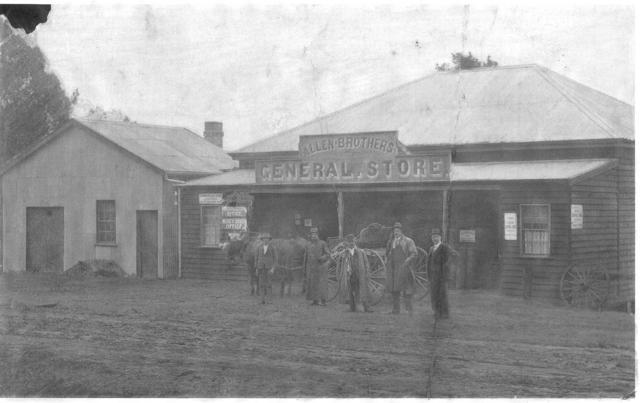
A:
[80,118,232,153]
[234,64,541,153]
[532,66,621,138]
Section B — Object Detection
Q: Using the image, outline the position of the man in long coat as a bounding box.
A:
[427,228,457,319]
[303,227,331,306]
[385,222,418,315]
[255,232,277,304]
[338,234,373,312]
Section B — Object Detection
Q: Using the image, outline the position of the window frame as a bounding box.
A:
[200,205,222,248]
[519,203,551,258]
[96,200,116,246]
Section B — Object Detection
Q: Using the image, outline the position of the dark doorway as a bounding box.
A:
[26,207,64,272]
[136,210,158,278]
[448,190,500,289]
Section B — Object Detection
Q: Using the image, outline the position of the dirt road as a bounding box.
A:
[0,273,634,397]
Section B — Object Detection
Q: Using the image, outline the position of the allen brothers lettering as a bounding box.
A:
[255,155,450,184]
[298,132,398,159]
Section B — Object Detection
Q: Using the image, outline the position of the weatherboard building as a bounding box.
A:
[177,64,634,305]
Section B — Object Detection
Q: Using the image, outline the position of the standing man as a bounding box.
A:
[427,228,457,319]
[303,227,331,306]
[255,232,277,304]
[338,234,373,313]
[385,222,418,315]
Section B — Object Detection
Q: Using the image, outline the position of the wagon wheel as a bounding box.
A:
[327,242,346,302]
[560,264,611,310]
[363,249,386,306]
[412,247,430,301]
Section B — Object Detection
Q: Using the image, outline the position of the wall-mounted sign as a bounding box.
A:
[571,204,583,229]
[222,206,247,218]
[459,229,476,243]
[199,193,223,205]
[255,154,450,184]
[299,132,399,160]
[304,218,312,227]
[222,218,247,231]
[504,212,517,241]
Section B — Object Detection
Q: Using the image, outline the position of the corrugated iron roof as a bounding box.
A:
[182,169,256,186]
[234,64,633,154]
[451,159,616,182]
[182,159,615,186]
[79,119,237,175]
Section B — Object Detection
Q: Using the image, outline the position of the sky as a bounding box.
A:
[33,2,635,151]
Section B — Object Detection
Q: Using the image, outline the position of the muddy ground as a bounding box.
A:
[0,272,634,397]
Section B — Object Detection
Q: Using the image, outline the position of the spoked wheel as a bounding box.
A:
[327,242,347,302]
[412,247,430,301]
[560,264,611,310]
[363,249,386,306]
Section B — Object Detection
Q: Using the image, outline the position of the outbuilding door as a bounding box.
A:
[26,207,64,273]
[136,210,158,278]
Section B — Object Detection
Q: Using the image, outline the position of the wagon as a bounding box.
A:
[560,263,612,311]
[326,223,431,306]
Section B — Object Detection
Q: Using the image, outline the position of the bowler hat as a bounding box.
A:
[344,234,356,242]
[393,222,403,229]
[309,227,319,234]
[431,228,442,235]
[260,232,272,239]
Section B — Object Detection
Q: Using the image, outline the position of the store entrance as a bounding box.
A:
[251,193,339,240]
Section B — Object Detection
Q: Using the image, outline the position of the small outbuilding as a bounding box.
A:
[1,119,235,278]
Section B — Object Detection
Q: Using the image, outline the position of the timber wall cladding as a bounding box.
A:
[180,187,245,281]
[499,183,570,300]
[570,169,619,296]
[616,145,634,302]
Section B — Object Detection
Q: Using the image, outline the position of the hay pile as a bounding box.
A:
[64,259,127,278]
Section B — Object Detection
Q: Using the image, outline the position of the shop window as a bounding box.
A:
[201,205,222,246]
[96,200,116,244]
[520,204,550,256]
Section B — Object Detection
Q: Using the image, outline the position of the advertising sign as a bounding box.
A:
[504,212,517,241]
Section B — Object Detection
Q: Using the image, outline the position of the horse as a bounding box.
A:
[225,232,309,297]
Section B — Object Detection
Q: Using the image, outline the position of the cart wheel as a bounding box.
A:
[413,247,430,301]
[327,242,347,302]
[364,249,386,306]
[560,264,611,310]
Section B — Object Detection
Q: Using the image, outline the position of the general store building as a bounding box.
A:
[178,64,633,303]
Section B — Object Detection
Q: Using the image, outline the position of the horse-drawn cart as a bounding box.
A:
[326,223,431,306]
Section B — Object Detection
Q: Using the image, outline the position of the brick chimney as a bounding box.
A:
[203,121,224,149]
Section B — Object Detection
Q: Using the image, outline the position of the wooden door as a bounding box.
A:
[26,207,64,272]
[136,210,158,278]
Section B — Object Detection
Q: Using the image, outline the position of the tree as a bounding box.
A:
[0,18,73,164]
[435,52,498,72]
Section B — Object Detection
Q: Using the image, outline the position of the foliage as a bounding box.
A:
[435,52,498,72]
[0,19,73,163]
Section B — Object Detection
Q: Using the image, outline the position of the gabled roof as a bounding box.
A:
[234,64,633,154]
[1,119,237,177]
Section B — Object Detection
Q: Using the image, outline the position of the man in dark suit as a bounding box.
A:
[427,228,457,319]
[255,232,277,304]
[339,234,373,313]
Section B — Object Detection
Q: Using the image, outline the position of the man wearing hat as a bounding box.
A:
[385,222,418,315]
[303,227,331,306]
[338,234,373,312]
[255,232,277,304]
[427,228,457,319]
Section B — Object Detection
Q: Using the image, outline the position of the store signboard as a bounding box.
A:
[255,154,450,184]
[222,218,247,231]
[299,132,399,160]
